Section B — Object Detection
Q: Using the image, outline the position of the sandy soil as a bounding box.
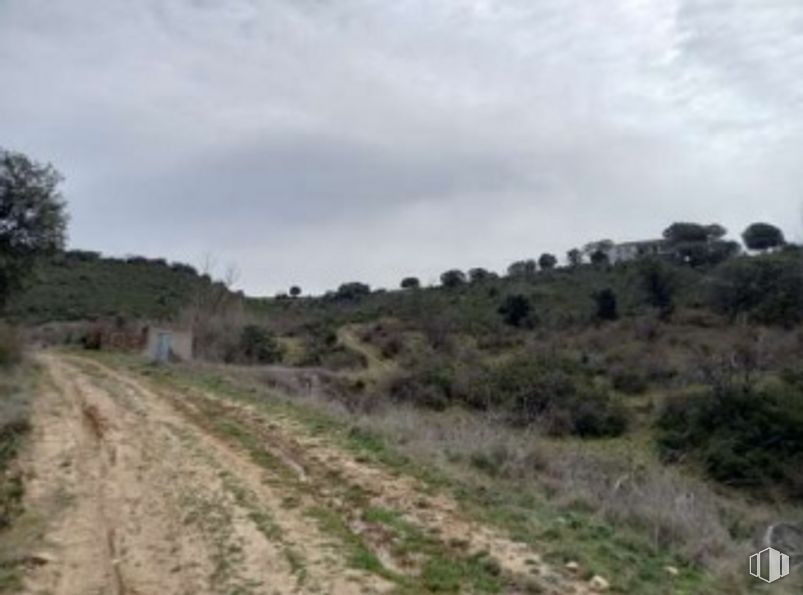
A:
[20,353,593,595]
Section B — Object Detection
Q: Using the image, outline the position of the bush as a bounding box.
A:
[610,367,649,395]
[78,327,104,350]
[317,346,367,371]
[0,325,22,368]
[389,361,458,411]
[0,377,31,531]
[238,325,283,364]
[781,366,803,390]
[708,254,803,327]
[636,258,676,319]
[497,294,532,328]
[592,288,618,321]
[657,386,803,499]
[470,356,628,437]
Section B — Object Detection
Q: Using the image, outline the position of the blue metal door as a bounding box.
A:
[156,332,171,363]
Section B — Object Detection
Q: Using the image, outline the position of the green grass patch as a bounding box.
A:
[362,506,502,593]
[0,364,38,592]
[305,507,395,580]
[84,352,724,594]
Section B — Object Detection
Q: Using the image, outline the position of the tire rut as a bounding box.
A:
[24,354,389,595]
[70,356,594,595]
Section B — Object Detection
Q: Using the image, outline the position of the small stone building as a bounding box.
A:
[607,239,669,264]
[144,326,193,363]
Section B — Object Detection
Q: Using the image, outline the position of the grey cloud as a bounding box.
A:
[1,0,801,294]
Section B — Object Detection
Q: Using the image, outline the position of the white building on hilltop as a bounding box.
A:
[606,239,669,264]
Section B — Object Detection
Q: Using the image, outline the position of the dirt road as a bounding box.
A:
[21,353,592,595]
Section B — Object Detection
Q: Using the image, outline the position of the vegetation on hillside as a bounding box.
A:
[7,177,803,591]
[8,251,226,323]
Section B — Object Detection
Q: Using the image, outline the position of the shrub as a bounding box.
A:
[80,328,103,350]
[469,356,628,437]
[657,386,803,499]
[592,288,618,321]
[610,367,649,395]
[389,361,458,410]
[239,325,283,364]
[0,377,31,531]
[707,254,803,327]
[317,346,367,371]
[781,366,803,390]
[497,294,532,328]
[636,257,676,319]
[298,325,367,371]
[0,325,22,368]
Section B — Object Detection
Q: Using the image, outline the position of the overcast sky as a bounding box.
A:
[1,0,802,295]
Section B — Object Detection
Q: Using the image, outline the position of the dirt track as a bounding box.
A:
[21,353,591,595]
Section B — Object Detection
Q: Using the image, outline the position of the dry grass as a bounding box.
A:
[226,367,786,583]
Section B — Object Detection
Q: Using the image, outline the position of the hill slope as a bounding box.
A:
[8,251,225,323]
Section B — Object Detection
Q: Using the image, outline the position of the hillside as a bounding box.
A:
[7,251,227,323]
[5,243,803,592]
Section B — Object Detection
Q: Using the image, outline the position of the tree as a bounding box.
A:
[289,285,302,298]
[0,148,68,309]
[440,269,467,288]
[593,288,618,321]
[538,253,557,271]
[239,325,283,364]
[705,224,727,240]
[335,282,371,300]
[468,267,495,283]
[507,259,537,278]
[663,222,711,244]
[637,258,676,320]
[498,294,532,327]
[590,249,610,267]
[567,248,583,268]
[400,276,420,290]
[742,222,785,252]
[708,254,803,327]
[583,240,613,260]
[663,222,735,266]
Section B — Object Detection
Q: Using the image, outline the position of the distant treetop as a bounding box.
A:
[400,276,420,289]
[440,269,467,288]
[742,222,785,252]
[663,222,726,245]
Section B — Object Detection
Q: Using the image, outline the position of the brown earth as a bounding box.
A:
[20,353,593,594]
